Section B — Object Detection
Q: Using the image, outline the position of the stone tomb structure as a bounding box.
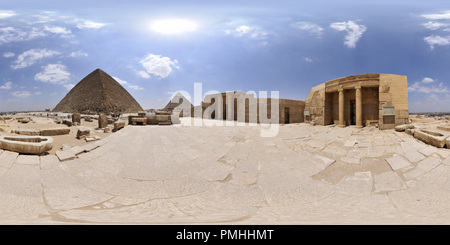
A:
[199,91,305,124]
[304,73,409,129]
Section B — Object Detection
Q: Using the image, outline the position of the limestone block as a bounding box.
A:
[62,119,73,127]
[77,127,91,139]
[84,116,92,122]
[130,117,147,125]
[0,136,53,154]
[395,124,414,132]
[413,129,447,148]
[107,118,116,124]
[40,128,70,136]
[98,113,108,128]
[156,115,170,122]
[158,121,172,126]
[146,115,158,124]
[85,136,101,142]
[72,113,81,124]
[405,128,415,136]
[113,120,126,132]
[20,117,30,123]
[14,128,41,136]
[104,125,113,133]
[55,150,76,161]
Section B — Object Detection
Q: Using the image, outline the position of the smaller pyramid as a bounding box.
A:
[53,69,143,114]
[163,92,193,112]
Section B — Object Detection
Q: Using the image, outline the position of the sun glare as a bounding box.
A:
[151,19,198,34]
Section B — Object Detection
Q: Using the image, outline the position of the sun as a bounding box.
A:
[151,19,198,34]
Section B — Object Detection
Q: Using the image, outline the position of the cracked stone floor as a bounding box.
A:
[1,118,450,224]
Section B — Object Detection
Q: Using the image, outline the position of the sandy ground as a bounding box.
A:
[1,116,114,155]
[0,116,450,224]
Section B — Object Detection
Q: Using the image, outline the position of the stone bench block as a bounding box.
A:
[40,128,71,136]
[413,129,448,148]
[0,135,53,154]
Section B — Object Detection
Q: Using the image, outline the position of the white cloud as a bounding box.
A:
[0,81,12,90]
[422,11,450,20]
[427,94,439,101]
[140,54,179,79]
[0,10,16,19]
[291,22,324,36]
[35,91,42,95]
[76,20,106,29]
[69,51,88,57]
[44,25,72,34]
[12,91,31,98]
[127,84,144,90]
[34,64,70,84]
[0,26,47,44]
[408,79,449,93]
[423,21,449,30]
[304,57,313,62]
[112,76,144,90]
[137,70,150,78]
[330,20,367,48]
[63,84,75,90]
[226,25,268,40]
[423,35,450,50]
[112,76,128,85]
[12,49,60,69]
[3,52,14,58]
[422,77,434,83]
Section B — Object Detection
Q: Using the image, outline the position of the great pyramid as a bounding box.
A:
[53,68,144,114]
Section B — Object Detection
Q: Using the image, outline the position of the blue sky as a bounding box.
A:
[0,0,450,112]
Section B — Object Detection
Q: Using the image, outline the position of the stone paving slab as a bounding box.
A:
[374,171,406,192]
[403,156,442,180]
[385,155,412,170]
[1,119,450,224]
[0,150,18,168]
[55,150,76,161]
[15,155,40,165]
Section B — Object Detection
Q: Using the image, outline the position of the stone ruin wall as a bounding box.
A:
[304,73,409,128]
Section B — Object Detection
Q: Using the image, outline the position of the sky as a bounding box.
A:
[0,0,450,112]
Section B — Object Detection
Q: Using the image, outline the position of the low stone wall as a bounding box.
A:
[13,128,41,135]
[40,128,71,136]
[128,114,174,125]
[13,127,70,136]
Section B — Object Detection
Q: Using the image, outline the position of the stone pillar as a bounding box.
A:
[355,84,363,128]
[72,113,81,124]
[98,113,108,129]
[338,87,345,127]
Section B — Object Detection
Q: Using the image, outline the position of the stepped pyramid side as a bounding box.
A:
[53,69,143,114]
[163,92,193,111]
